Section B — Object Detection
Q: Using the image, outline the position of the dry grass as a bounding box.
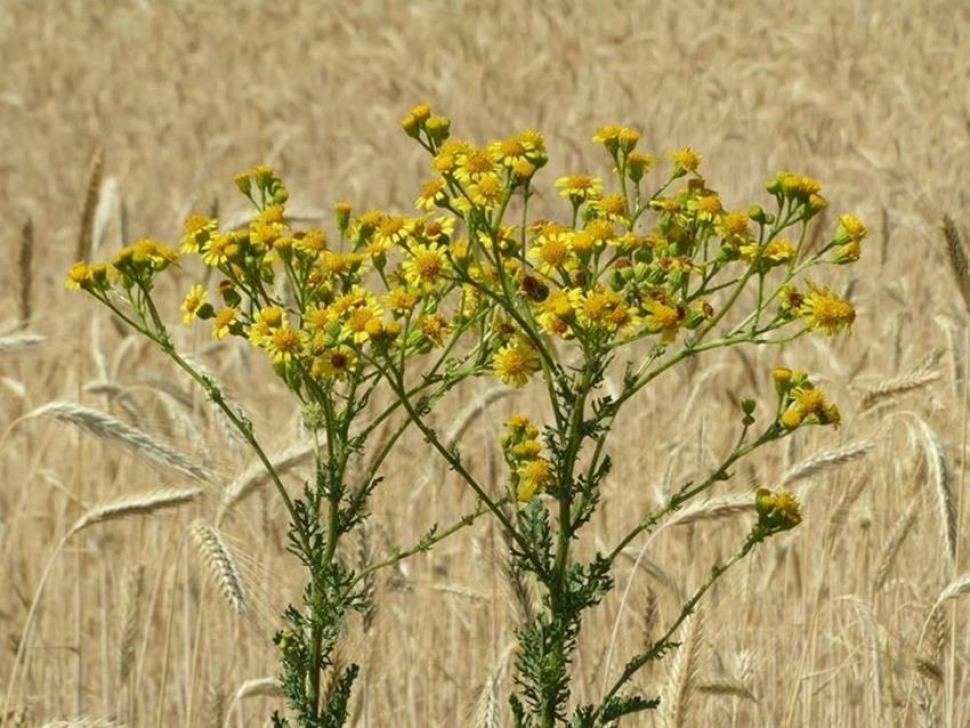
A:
[2,0,970,725]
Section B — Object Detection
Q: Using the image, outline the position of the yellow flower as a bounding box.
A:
[454,146,497,185]
[419,312,452,347]
[516,458,554,502]
[800,283,855,335]
[467,172,506,209]
[740,238,795,266]
[294,229,327,256]
[493,338,541,388]
[687,192,722,221]
[754,488,802,534]
[528,231,574,277]
[644,299,682,343]
[180,285,208,325]
[402,243,451,292]
[372,215,414,253]
[200,232,240,268]
[212,307,238,339]
[536,289,575,338]
[716,209,753,247]
[433,139,473,175]
[313,345,357,380]
[768,171,821,200]
[65,261,91,291]
[835,214,867,244]
[341,302,384,344]
[669,147,702,174]
[416,178,448,211]
[385,286,420,316]
[781,383,841,429]
[265,324,309,365]
[489,135,527,167]
[592,125,623,154]
[303,304,335,332]
[554,174,604,204]
[248,306,284,346]
[590,193,628,223]
[626,151,655,182]
[181,213,218,254]
[318,251,364,278]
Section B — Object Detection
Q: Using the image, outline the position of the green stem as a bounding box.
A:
[605,425,779,565]
[592,535,761,721]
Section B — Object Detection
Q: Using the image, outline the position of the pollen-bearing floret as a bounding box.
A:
[493,336,541,388]
[800,282,856,335]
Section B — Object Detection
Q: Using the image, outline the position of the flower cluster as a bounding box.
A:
[752,487,802,539]
[500,415,554,502]
[772,367,841,429]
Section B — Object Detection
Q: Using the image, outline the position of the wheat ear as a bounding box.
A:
[76,148,104,263]
[943,215,970,314]
[17,217,33,327]
[0,334,44,354]
[23,401,215,483]
[189,521,248,615]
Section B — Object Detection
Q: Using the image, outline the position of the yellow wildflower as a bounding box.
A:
[454,146,497,185]
[265,324,309,365]
[212,307,238,339]
[554,174,604,204]
[416,178,448,211]
[403,243,451,292]
[313,345,357,380]
[419,312,452,347]
[800,283,855,335]
[590,193,628,223]
[529,231,574,277]
[467,172,506,208]
[180,285,208,325]
[493,338,541,388]
[592,125,623,155]
[670,147,702,174]
[517,457,554,502]
[248,306,284,347]
[181,213,218,254]
[644,299,682,343]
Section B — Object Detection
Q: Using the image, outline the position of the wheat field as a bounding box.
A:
[2,1,969,725]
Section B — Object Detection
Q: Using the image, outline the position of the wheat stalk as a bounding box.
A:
[69,488,202,537]
[117,565,144,685]
[779,440,872,487]
[943,215,970,314]
[0,334,44,354]
[873,492,920,592]
[23,401,216,483]
[76,148,104,263]
[903,414,957,565]
[663,610,703,728]
[859,370,942,411]
[41,719,124,728]
[223,678,283,726]
[190,521,248,616]
[696,679,755,701]
[17,217,32,327]
[217,440,315,523]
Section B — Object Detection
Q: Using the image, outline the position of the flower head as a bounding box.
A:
[180,285,208,325]
[493,337,541,388]
[800,283,855,335]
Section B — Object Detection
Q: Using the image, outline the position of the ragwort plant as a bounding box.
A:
[381,106,861,726]
[67,103,864,726]
[66,166,500,725]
